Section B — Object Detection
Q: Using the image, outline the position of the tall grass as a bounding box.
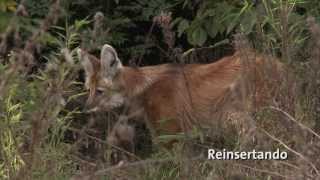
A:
[0,0,319,180]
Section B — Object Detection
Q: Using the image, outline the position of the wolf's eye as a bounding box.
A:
[96,89,104,95]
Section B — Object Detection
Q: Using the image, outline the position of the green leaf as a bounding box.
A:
[11,113,22,123]
[240,11,257,34]
[226,14,239,35]
[0,12,11,32]
[38,32,59,45]
[205,17,218,38]
[191,27,207,46]
[182,0,189,8]
[74,19,90,30]
[203,9,216,17]
[177,19,189,37]
[212,39,229,48]
[8,103,21,113]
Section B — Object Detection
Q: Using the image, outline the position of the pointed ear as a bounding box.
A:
[100,44,123,78]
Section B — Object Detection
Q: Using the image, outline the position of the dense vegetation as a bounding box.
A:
[0,0,319,179]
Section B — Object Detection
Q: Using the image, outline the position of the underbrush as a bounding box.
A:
[0,1,319,180]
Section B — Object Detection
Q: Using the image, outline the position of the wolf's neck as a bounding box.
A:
[118,66,153,98]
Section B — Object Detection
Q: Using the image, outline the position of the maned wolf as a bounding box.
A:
[78,44,285,137]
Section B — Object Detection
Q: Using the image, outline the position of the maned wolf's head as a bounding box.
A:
[77,44,125,110]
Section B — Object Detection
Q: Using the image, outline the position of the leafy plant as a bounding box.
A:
[173,0,312,54]
[0,85,25,179]
[0,0,16,12]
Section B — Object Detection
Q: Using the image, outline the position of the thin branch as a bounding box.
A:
[93,155,204,176]
[233,162,291,179]
[67,127,141,161]
[71,154,97,167]
[91,155,293,179]
[261,128,320,176]
[269,106,320,140]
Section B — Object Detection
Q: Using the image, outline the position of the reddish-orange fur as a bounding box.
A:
[83,49,286,136]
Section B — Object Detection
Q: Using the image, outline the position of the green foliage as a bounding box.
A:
[52,19,88,49]
[108,0,179,58]
[0,0,16,12]
[172,0,315,53]
[0,86,25,179]
[174,1,257,46]
[0,11,10,31]
[0,0,320,179]
[24,0,50,18]
[0,0,16,32]
[0,17,84,178]
[256,0,309,56]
